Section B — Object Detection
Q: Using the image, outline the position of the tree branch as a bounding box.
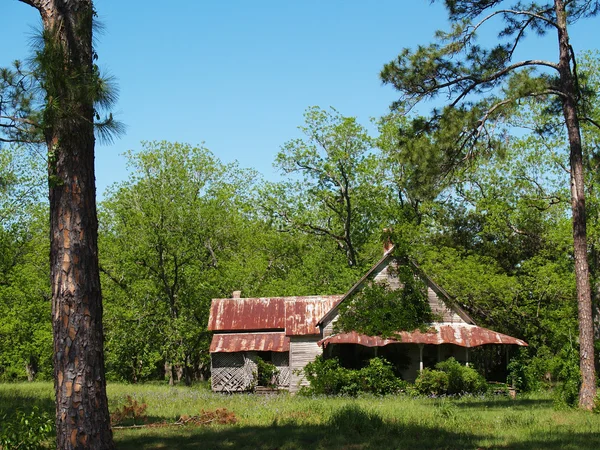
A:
[469,8,558,34]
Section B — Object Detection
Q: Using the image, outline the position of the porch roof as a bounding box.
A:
[210,332,290,353]
[318,323,528,348]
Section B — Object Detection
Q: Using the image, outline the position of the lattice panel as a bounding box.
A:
[273,352,290,387]
[212,351,292,391]
[211,353,254,392]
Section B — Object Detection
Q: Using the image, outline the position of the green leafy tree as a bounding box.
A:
[381,0,599,409]
[100,142,256,384]
[265,106,391,268]
[0,206,51,382]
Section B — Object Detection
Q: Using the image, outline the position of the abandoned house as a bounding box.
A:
[207,245,528,393]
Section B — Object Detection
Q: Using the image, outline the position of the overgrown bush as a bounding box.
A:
[335,266,437,338]
[414,368,449,396]
[436,358,487,394]
[554,346,581,408]
[507,347,560,392]
[301,356,404,396]
[254,357,279,388]
[415,358,487,396]
[0,407,54,450]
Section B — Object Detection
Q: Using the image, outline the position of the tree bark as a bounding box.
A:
[18,0,115,447]
[555,0,597,410]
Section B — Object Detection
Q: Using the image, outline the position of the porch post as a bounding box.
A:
[419,344,424,372]
[374,346,378,357]
[465,347,470,367]
[437,345,442,363]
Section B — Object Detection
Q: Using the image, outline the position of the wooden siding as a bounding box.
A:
[289,337,322,393]
[322,319,335,338]
[427,287,465,323]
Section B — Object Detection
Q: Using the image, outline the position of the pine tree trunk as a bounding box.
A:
[555,0,597,410]
[19,0,115,447]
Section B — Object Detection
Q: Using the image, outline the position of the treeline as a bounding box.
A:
[1,54,599,385]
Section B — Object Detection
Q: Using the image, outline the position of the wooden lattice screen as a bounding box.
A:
[211,352,255,392]
[273,352,290,388]
[211,351,291,391]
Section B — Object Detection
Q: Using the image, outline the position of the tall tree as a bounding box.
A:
[381,0,599,410]
[4,0,116,447]
[265,106,389,267]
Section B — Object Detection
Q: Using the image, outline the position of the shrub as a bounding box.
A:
[254,357,279,388]
[436,358,487,395]
[0,407,54,450]
[554,347,581,408]
[301,357,359,396]
[415,358,487,396]
[415,368,449,396]
[301,356,403,396]
[358,357,405,395]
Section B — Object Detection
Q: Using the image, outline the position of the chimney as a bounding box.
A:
[232,290,241,299]
[382,228,393,254]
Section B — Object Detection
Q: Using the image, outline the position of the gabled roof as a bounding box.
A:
[208,295,342,336]
[317,246,474,327]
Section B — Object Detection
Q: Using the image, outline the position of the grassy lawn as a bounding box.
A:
[1,382,599,449]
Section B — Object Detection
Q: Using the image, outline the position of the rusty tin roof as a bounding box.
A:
[318,323,528,348]
[208,295,342,335]
[210,332,290,353]
[285,296,342,336]
[207,297,286,331]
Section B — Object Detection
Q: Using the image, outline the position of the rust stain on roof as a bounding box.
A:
[285,296,342,336]
[209,332,290,353]
[208,295,342,334]
[207,297,286,331]
[318,324,528,348]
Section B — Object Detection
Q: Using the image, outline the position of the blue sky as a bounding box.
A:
[1,1,597,198]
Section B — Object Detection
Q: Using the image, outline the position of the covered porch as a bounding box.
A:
[318,323,528,382]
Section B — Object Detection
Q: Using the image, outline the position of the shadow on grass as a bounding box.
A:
[115,421,479,450]
[0,389,55,415]
[115,421,600,450]
[454,397,553,410]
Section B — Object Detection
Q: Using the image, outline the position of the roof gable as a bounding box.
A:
[317,246,474,327]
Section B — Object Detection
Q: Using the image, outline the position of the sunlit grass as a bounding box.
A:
[1,382,599,449]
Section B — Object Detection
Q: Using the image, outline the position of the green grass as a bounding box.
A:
[1,382,599,449]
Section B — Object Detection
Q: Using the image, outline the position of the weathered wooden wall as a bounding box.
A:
[289,337,322,393]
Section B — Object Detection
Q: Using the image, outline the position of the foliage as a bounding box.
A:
[100,141,257,383]
[554,346,582,408]
[381,0,600,408]
[254,357,279,388]
[435,358,488,395]
[335,262,436,338]
[415,358,487,396]
[414,368,449,396]
[0,206,51,382]
[0,407,53,450]
[301,356,404,396]
[264,106,397,268]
